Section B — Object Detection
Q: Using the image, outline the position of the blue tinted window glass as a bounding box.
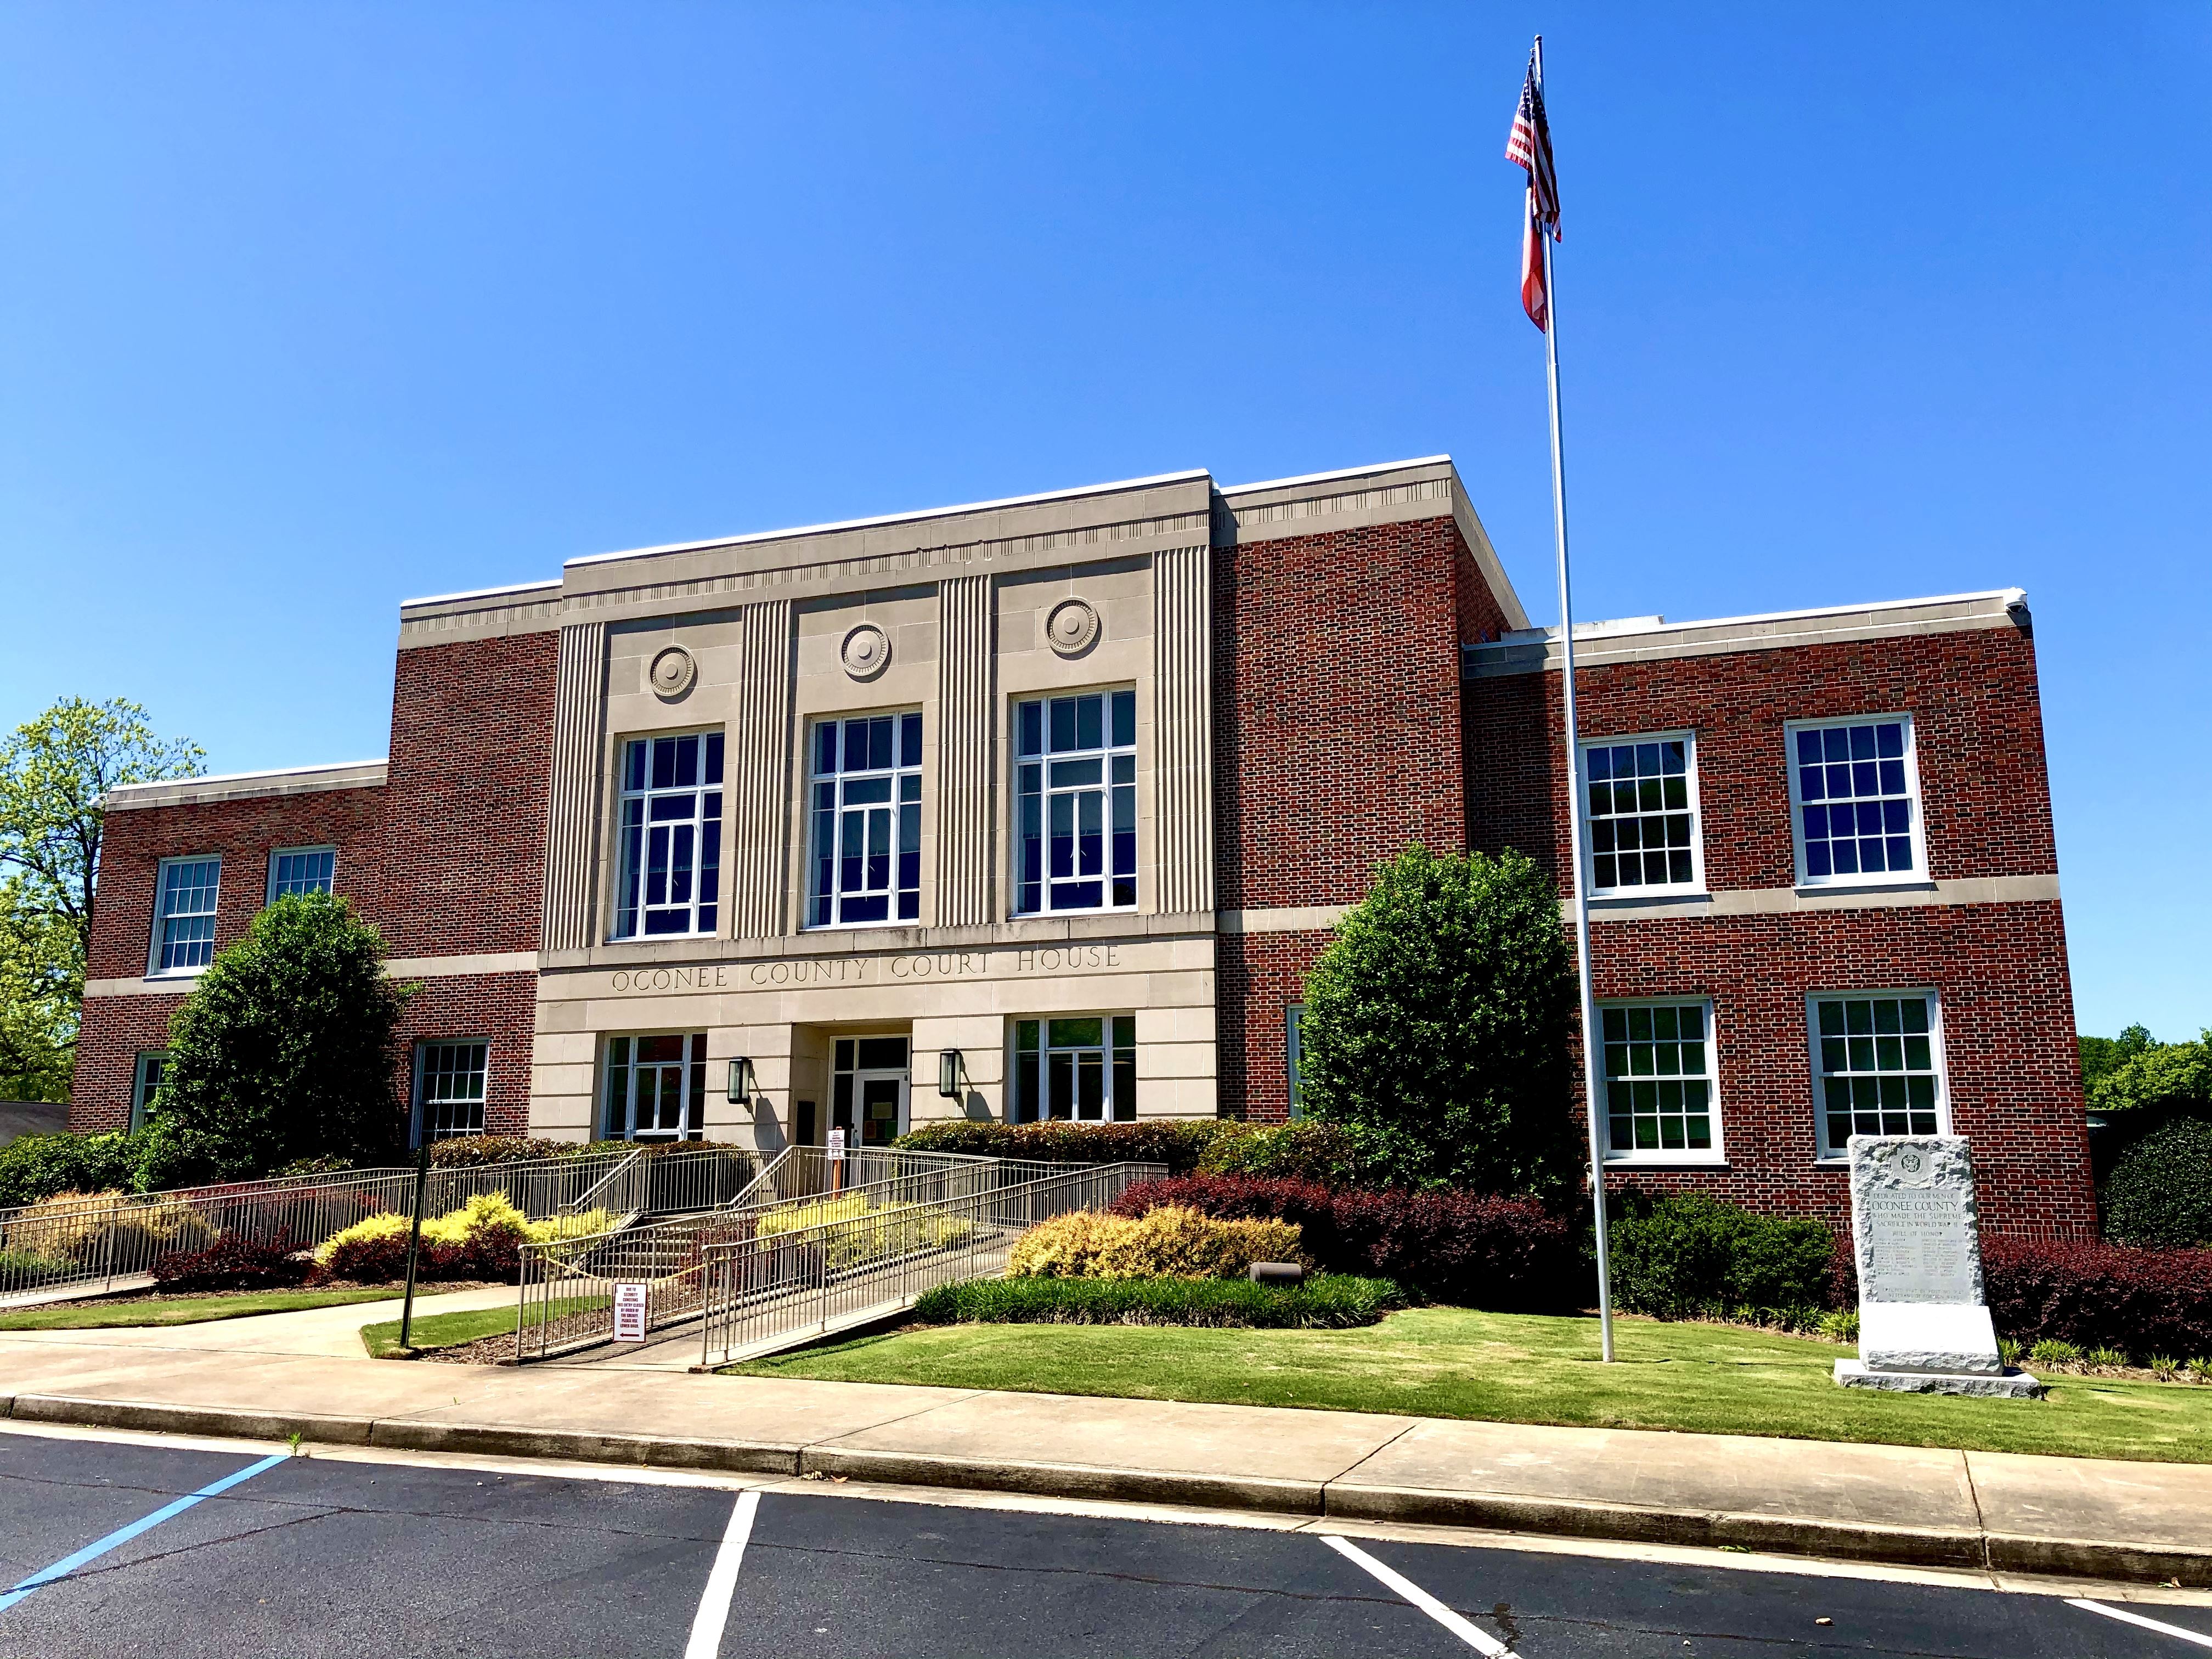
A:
[1112,690,1135,747]
[1019,699,1042,757]
[1876,723,1904,758]
[1049,697,1076,752]
[704,732,724,786]
[901,712,922,769]
[1797,730,1822,765]
[815,721,837,776]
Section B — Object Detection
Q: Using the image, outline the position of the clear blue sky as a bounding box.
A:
[3,5,2205,1039]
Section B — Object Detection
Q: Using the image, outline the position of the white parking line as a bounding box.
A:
[684,1489,761,1659]
[2069,1600,2212,1650]
[1323,1533,1518,1656]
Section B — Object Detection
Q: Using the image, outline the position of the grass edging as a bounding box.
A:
[0,1287,402,1331]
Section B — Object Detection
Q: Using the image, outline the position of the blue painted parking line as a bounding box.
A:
[0,1451,290,1614]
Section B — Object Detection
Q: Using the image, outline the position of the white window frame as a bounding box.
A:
[1785,713,1926,890]
[1286,1003,1306,1121]
[611,730,725,941]
[266,845,337,904]
[148,855,222,978]
[1578,730,1706,898]
[600,1031,709,1142]
[413,1039,490,1146]
[805,710,924,930]
[1011,688,1139,919]
[1806,989,1949,1163]
[130,1051,168,1132]
[1007,1013,1137,1124]
[1596,997,1725,1165]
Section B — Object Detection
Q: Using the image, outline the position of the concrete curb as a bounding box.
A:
[3,1391,2194,1585]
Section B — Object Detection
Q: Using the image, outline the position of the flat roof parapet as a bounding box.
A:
[105,759,389,811]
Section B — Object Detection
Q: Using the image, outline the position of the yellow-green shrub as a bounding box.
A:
[5,1189,215,1266]
[753,1193,973,1272]
[1008,1205,1301,1280]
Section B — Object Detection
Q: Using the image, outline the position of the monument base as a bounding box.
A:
[1834,1358,2044,1398]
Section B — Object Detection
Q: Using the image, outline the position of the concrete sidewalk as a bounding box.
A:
[0,1324,2207,1587]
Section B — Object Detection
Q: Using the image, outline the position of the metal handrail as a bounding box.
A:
[558,1147,647,1218]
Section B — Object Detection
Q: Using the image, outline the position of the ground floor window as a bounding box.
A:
[603,1033,708,1141]
[1599,1000,1719,1161]
[1811,991,1943,1158]
[1010,1015,1135,1124]
[415,1040,489,1142]
[832,1035,909,1147]
[1285,1005,1306,1121]
[130,1051,168,1132]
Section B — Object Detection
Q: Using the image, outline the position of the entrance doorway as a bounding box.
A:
[832,1034,909,1147]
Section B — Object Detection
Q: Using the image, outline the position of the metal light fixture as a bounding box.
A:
[727,1057,755,1104]
[937,1048,966,1099]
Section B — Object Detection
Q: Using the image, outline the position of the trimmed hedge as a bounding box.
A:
[1109,1176,1579,1311]
[1008,1206,1302,1280]
[893,1120,1224,1175]
[0,1130,148,1209]
[151,1231,311,1292]
[914,1273,1402,1329]
[2101,1118,2212,1247]
[1984,1237,2212,1360]
[425,1136,752,1169]
[1609,1194,1843,1321]
[1195,1121,1382,1186]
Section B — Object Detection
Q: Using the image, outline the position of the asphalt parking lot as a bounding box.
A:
[2,1428,2209,1658]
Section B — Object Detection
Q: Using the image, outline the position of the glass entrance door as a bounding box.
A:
[832,1035,909,1147]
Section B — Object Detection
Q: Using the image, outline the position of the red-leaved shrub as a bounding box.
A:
[1110,1176,1581,1311]
[151,1230,311,1293]
[1983,1237,2212,1358]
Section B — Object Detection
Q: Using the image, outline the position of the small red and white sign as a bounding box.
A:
[612,1282,648,1344]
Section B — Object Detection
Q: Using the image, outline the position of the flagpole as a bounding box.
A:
[1531,35,1615,1364]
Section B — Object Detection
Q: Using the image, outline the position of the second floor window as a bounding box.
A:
[614,732,723,939]
[1015,689,1136,915]
[1789,716,1921,885]
[268,847,335,901]
[153,857,220,974]
[1582,736,1700,893]
[809,712,922,927]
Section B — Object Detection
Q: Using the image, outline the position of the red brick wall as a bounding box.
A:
[70,992,185,1134]
[376,631,559,958]
[1218,929,1331,1127]
[392,971,538,1139]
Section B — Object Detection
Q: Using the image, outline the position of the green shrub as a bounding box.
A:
[752,1193,973,1272]
[315,1193,613,1284]
[892,1120,1223,1175]
[0,1247,77,1286]
[1195,1121,1383,1186]
[2,1189,213,1265]
[1007,1206,1302,1280]
[913,1273,1402,1329]
[2029,1338,2083,1368]
[2102,1118,2212,1247]
[1610,1194,1841,1321]
[1820,1309,1860,1344]
[0,1130,148,1208]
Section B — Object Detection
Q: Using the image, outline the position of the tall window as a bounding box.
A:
[1010,1015,1135,1123]
[1599,1001,1720,1161]
[1811,992,1944,1158]
[151,857,221,974]
[131,1051,168,1132]
[603,1034,708,1141]
[614,732,723,939]
[1581,735,1701,893]
[809,713,922,927]
[1014,690,1136,915]
[416,1041,489,1142]
[268,847,336,902]
[1286,1005,1306,1121]
[1788,716,1921,885]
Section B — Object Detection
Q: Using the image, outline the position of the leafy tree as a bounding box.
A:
[0,698,203,1099]
[136,894,413,1187]
[2087,1030,2212,1118]
[1297,844,1581,1197]
[2079,1023,2157,1098]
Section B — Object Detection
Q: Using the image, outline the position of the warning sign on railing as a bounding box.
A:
[613,1281,648,1343]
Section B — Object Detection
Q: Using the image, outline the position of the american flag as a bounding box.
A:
[1505,42,1559,331]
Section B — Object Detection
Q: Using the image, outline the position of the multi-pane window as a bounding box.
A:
[614,732,724,939]
[268,847,335,902]
[152,857,220,974]
[1286,1005,1307,1121]
[1582,736,1700,893]
[809,713,922,927]
[1014,690,1136,915]
[1789,716,1920,884]
[832,1035,911,1147]
[1812,992,1943,1157]
[130,1052,168,1132]
[1600,1001,1719,1160]
[1010,1015,1136,1123]
[416,1041,488,1142]
[602,1033,708,1141]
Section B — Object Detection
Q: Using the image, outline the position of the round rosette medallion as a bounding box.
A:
[841,623,891,680]
[1045,598,1100,657]
[648,645,697,701]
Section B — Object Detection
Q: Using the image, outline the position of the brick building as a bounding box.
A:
[71,456,2094,1236]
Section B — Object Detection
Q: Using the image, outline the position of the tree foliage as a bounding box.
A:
[0,698,203,1099]
[2087,1029,2212,1117]
[136,894,413,1187]
[2079,1023,2156,1098]
[1297,844,1581,1197]
[2101,1117,2212,1248]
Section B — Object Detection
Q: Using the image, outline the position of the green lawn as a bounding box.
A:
[361,1295,607,1359]
[0,1288,400,1331]
[728,1306,2212,1465]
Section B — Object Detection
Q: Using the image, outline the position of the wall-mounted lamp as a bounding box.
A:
[937,1048,966,1099]
[726,1057,756,1104]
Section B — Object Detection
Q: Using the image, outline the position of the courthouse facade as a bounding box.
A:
[70,456,2096,1235]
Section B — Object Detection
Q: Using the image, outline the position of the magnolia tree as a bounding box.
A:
[1298,844,1581,1197]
